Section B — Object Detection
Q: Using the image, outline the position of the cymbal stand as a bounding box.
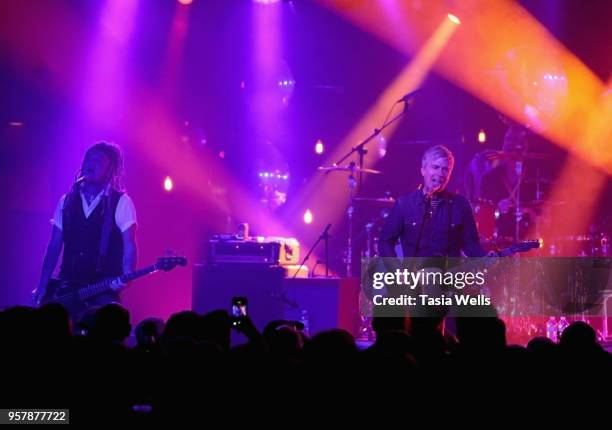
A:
[514,160,524,244]
[334,103,409,277]
[346,162,357,277]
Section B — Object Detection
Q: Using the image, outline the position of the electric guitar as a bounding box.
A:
[41,256,187,318]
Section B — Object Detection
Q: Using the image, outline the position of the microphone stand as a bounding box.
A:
[332,99,412,277]
[293,224,332,279]
[333,103,408,188]
[413,193,432,259]
[277,225,331,311]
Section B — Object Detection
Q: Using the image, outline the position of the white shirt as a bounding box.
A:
[51,191,137,233]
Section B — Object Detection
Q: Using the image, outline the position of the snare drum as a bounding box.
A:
[495,205,536,242]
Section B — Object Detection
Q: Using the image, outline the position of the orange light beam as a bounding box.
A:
[285,15,460,248]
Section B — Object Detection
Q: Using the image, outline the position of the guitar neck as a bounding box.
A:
[445,246,523,274]
[79,264,158,300]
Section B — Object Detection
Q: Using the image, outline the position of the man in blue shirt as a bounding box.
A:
[379,145,487,259]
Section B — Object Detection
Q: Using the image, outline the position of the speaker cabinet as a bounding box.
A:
[193,263,360,336]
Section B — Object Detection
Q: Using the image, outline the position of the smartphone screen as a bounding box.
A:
[231,297,248,327]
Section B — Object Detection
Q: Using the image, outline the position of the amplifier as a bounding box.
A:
[207,237,300,265]
[208,240,280,264]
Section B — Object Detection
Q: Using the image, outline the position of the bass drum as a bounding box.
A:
[494,200,537,242]
[473,199,497,242]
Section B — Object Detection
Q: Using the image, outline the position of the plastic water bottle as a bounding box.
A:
[557,316,570,338]
[546,316,558,342]
[601,235,609,256]
[300,310,310,336]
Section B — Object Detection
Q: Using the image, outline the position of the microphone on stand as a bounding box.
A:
[421,184,441,219]
[70,175,86,194]
[397,88,421,104]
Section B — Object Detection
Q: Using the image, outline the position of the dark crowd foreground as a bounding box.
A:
[1,302,610,422]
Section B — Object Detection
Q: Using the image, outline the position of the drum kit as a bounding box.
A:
[469,149,610,258]
[465,148,611,344]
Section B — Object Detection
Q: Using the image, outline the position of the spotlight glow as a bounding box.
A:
[178,0,193,5]
[164,176,174,192]
[447,13,460,25]
[303,209,313,224]
[315,139,324,155]
[478,129,486,143]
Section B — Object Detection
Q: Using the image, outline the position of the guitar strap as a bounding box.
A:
[96,187,114,274]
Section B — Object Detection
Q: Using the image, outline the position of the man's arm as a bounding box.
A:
[122,224,138,275]
[34,226,63,303]
[115,194,138,277]
[378,201,404,258]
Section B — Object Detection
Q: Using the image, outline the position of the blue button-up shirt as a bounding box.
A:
[379,189,486,258]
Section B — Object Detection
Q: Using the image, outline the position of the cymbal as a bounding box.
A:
[318,165,381,174]
[527,199,566,206]
[481,150,553,161]
[500,151,553,160]
[523,178,556,185]
[353,196,395,204]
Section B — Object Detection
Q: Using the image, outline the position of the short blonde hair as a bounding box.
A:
[421,145,455,168]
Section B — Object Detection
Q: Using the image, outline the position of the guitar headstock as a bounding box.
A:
[156,256,188,271]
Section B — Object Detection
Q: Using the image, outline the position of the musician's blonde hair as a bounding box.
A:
[421,145,455,169]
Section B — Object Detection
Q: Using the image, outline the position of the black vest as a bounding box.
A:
[59,190,124,282]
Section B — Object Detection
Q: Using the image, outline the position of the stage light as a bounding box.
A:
[377,134,387,158]
[304,209,313,224]
[178,0,193,5]
[164,176,174,192]
[254,0,281,3]
[315,139,324,154]
[447,13,460,25]
[478,129,486,143]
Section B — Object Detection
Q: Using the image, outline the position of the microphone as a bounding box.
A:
[72,176,86,191]
[397,88,421,103]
